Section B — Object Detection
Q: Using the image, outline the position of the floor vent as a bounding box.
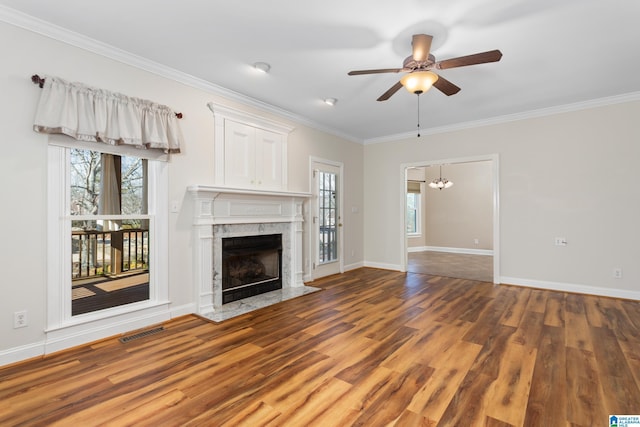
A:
[119,326,165,343]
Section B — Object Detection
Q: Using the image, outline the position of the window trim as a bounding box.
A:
[47,144,169,332]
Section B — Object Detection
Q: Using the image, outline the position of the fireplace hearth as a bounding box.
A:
[222,234,282,303]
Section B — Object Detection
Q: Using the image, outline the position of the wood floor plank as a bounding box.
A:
[499,286,531,328]
[484,343,537,426]
[590,325,640,415]
[392,409,438,426]
[565,346,608,426]
[406,340,482,421]
[510,310,545,349]
[583,296,611,328]
[212,400,281,427]
[565,310,595,352]
[348,363,432,426]
[270,376,353,426]
[1,268,640,426]
[543,293,565,327]
[525,289,548,313]
[436,370,496,427]
[523,325,567,426]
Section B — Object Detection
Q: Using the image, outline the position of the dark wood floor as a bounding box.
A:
[72,283,149,315]
[72,273,150,315]
[408,251,493,282]
[1,268,639,426]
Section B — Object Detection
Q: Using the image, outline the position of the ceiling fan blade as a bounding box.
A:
[412,34,433,62]
[377,81,404,101]
[436,49,503,70]
[433,75,461,96]
[348,68,404,76]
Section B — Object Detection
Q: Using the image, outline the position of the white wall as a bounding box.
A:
[0,21,363,363]
[407,163,493,252]
[365,100,640,298]
[424,161,493,251]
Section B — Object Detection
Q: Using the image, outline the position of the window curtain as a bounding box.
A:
[33,76,182,154]
[98,154,121,231]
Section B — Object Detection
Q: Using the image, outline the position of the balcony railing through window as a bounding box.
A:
[72,228,149,280]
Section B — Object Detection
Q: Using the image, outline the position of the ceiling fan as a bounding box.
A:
[348,34,502,101]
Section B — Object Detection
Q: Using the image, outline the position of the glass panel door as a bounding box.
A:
[318,169,338,264]
[312,160,342,279]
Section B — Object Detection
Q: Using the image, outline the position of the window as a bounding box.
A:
[47,141,168,331]
[406,192,421,235]
[70,149,150,315]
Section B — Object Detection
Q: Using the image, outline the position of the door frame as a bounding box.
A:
[400,153,500,284]
[309,156,344,280]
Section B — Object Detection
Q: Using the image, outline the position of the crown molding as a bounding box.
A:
[364,91,640,145]
[3,4,639,147]
[0,5,362,145]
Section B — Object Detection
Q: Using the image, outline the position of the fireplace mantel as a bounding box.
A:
[188,185,311,317]
[188,185,311,225]
[188,185,310,199]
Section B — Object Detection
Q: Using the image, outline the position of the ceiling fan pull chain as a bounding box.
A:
[417,93,421,138]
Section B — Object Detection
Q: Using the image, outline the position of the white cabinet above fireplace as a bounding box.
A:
[208,102,294,191]
[224,120,283,190]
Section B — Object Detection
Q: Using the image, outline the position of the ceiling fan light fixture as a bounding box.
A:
[400,71,439,94]
[253,62,271,73]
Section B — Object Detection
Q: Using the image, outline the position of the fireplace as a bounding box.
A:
[222,234,282,303]
[189,185,310,317]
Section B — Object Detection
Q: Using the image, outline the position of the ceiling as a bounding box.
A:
[2,0,640,142]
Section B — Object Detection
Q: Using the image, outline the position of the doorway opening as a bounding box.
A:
[401,155,499,283]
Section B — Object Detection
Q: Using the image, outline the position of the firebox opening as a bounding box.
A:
[221,234,282,304]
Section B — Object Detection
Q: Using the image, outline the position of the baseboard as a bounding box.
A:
[344,261,365,272]
[412,246,494,256]
[0,306,174,368]
[500,276,640,301]
[0,341,46,368]
[363,261,403,272]
[170,303,196,318]
[45,308,172,355]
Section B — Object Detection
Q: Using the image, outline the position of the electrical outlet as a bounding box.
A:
[474,238,479,245]
[554,237,567,246]
[14,311,27,328]
[613,268,623,279]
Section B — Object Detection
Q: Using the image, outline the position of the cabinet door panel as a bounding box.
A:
[224,121,255,187]
[255,129,283,189]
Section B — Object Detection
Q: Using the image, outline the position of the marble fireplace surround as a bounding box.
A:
[188,185,313,320]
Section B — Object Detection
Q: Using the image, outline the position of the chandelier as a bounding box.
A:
[429,165,453,190]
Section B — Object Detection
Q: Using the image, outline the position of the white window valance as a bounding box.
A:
[33,76,182,154]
